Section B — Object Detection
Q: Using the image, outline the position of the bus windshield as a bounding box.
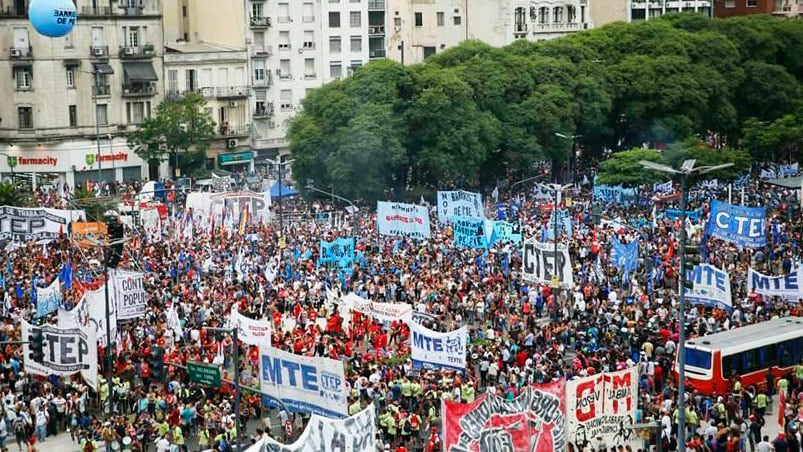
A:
[685,348,712,370]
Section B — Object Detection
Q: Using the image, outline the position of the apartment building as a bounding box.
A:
[628,0,712,20]
[713,0,803,18]
[0,0,162,185]
[386,0,593,65]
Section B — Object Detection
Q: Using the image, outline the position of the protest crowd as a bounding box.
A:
[1,166,803,452]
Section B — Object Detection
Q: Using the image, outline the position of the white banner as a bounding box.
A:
[0,206,84,241]
[254,404,376,452]
[58,287,118,348]
[437,190,483,224]
[35,277,62,318]
[747,266,803,301]
[376,201,431,240]
[229,309,272,347]
[337,293,413,323]
[685,264,732,309]
[409,321,467,372]
[113,270,146,320]
[260,346,347,418]
[521,238,574,288]
[533,185,553,200]
[22,320,98,390]
[566,367,639,449]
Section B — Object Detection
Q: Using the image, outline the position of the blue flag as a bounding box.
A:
[60,261,74,291]
[30,276,37,306]
[611,238,639,277]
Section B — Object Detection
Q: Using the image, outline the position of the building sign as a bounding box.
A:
[86,152,129,166]
[218,151,253,166]
[8,156,59,167]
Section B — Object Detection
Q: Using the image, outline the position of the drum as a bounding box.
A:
[111,440,121,451]
[122,436,132,451]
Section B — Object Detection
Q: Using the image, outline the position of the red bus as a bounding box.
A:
[676,317,803,395]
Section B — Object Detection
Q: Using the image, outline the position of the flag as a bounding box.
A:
[779,388,786,428]
[491,185,499,203]
[60,262,74,291]
[238,204,250,237]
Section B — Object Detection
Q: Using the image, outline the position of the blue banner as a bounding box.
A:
[662,209,701,222]
[685,264,732,309]
[707,200,766,248]
[35,278,62,318]
[611,238,639,276]
[546,209,572,240]
[452,216,487,249]
[318,237,355,269]
[593,184,638,205]
[495,203,507,220]
[488,221,522,246]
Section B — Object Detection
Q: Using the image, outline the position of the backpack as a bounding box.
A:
[402,420,412,435]
[13,417,25,434]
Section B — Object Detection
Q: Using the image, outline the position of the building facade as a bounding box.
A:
[590,0,628,26]
[0,0,163,185]
[628,0,712,20]
[163,43,253,174]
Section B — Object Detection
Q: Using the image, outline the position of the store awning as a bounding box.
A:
[63,59,81,67]
[122,62,158,81]
[92,63,114,75]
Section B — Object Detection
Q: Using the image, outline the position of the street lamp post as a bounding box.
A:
[82,66,114,187]
[508,174,548,197]
[554,132,581,183]
[203,326,242,452]
[537,182,572,320]
[264,158,295,235]
[638,159,733,452]
[305,180,359,235]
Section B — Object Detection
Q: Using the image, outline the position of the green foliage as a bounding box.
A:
[289,15,803,201]
[127,92,215,176]
[0,182,34,207]
[597,149,664,186]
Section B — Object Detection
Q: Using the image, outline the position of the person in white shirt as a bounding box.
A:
[154,434,171,452]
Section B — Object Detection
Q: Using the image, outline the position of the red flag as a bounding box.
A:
[779,388,786,428]
[667,240,675,260]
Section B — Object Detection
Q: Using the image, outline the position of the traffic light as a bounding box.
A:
[685,245,701,266]
[105,216,124,268]
[28,328,45,363]
[151,345,165,381]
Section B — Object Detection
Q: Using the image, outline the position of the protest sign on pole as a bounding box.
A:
[0,206,84,241]
[451,216,487,249]
[685,264,733,309]
[376,201,431,240]
[409,321,467,372]
[113,270,146,320]
[337,293,413,324]
[229,309,272,347]
[521,238,574,288]
[437,190,483,224]
[707,200,766,248]
[747,266,803,301]
[22,320,98,390]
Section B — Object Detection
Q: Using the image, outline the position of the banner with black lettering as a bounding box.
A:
[442,382,566,452]
[0,206,84,241]
[22,320,98,390]
[337,292,413,323]
[113,270,146,320]
[565,367,639,450]
[409,321,467,372]
[229,308,272,347]
[437,190,483,224]
[747,266,803,301]
[57,286,118,348]
[253,404,376,452]
[521,238,574,288]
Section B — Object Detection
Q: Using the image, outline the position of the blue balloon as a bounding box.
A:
[28,0,77,38]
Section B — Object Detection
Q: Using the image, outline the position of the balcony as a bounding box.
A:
[277,16,291,23]
[368,0,385,10]
[368,25,385,36]
[215,86,249,99]
[250,17,271,28]
[302,15,315,22]
[0,5,27,17]
[304,73,316,80]
[252,76,273,87]
[93,84,111,97]
[10,46,32,59]
[80,6,114,16]
[514,23,528,36]
[218,125,251,137]
[90,45,109,58]
[120,45,156,59]
[534,22,581,32]
[369,49,386,58]
[165,90,182,101]
[253,104,275,119]
[122,83,157,97]
[252,45,273,57]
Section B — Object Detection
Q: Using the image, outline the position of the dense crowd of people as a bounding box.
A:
[0,171,802,452]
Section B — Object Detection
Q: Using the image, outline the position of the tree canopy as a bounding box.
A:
[289,14,803,203]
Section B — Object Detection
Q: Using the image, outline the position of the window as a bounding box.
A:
[350,60,363,69]
[330,62,342,79]
[253,60,266,83]
[66,67,75,88]
[437,12,444,26]
[126,26,139,48]
[279,31,291,50]
[185,69,197,92]
[278,2,290,22]
[304,58,315,78]
[279,59,291,78]
[182,5,187,16]
[414,12,422,26]
[329,11,341,28]
[126,102,150,125]
[423,47,436,59]
[96,104,108,126]
[302,2,314,22]
[14,67,32,90]
[394,17,401,27]
[725,0,735,6]
[514,7,526,32]
[453,15,461,25]
[567,5,577,22]
[684,348,712,370]
[539,7,548,24]
[168,69,178,93]
[350,36,362,53]
[17,107,33,129]
[746,0,757,6]
[329,36,342,53]
[303,30,315,49]
[252,2,263,19]
[280,89,293,110]
[350,11,361,27]
[553,6,563,23]
[69,105,77,127]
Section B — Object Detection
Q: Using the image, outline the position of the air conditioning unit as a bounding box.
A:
[93,47,105,56]
[125,47,135,55]
[228,101,238,107]
[298,48,304,54]
[227,139,238,149]
[10,49,21,57]
[268,120,276,129]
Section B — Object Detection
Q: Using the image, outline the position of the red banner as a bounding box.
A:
[442,381,566,452]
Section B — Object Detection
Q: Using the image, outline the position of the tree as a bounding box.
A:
[0,182,34,207]
[127,93,215,178]
[596,149,664,186]
[741,114,803,162]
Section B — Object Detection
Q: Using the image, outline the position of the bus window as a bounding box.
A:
[744,349,762,373]
[685,348,712,370]
[723,354,741,376]
[779,340,795,367]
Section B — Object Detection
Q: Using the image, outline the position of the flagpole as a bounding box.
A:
[728,183,732,205]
